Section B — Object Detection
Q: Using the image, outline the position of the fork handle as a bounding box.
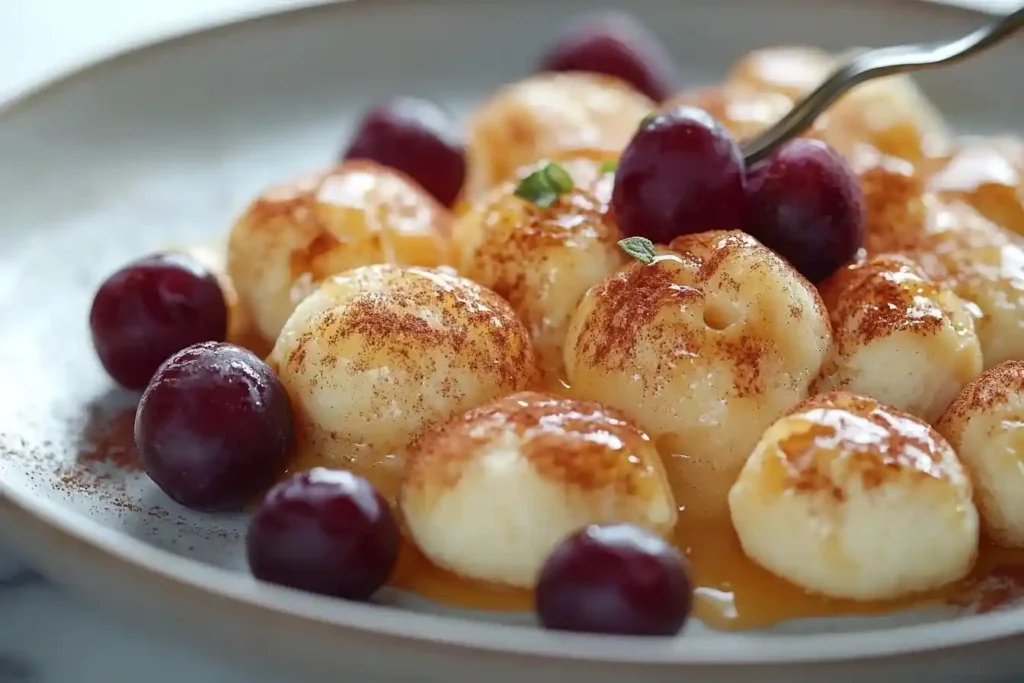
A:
[741,5,1024,166]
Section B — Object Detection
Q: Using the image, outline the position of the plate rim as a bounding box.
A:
[0,0,1004,117]
[2,0,1022,668]
[6,485,1024,666]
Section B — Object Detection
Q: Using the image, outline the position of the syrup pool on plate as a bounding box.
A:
[386,497,1024,629]
[393,374,1024,627]
[263,351,1024,629]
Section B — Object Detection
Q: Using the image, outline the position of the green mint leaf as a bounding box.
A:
[599,160,618,174]
[541,162,574,194]
[618,236,657,265]
[514,162,575,207]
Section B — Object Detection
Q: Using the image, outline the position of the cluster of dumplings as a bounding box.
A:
[204,46,1024,605]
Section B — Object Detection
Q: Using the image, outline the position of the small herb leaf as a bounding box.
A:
[543,163,574,194]
[639,112,658,129]
[514,162,575,208]
[600,160,619,174]
[618,236,657,265]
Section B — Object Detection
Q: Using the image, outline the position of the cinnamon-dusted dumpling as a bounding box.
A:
[859,155,1024,369]
[663,84,793,142]
[727,46,954,165]
[730,392,978,601]
[727,46,835,99]
[453,151,625,380]
[227,161,453,343]
[815,73,954,165]
[268,264,537,501]
[902,203,1024,370]
[400,392,677,588]
[856,153,929,254]
[815,254,982,423]
[937,361,1024,548]
[563,230,831,519]
[464,72,654,203]
[927,136,1024,237]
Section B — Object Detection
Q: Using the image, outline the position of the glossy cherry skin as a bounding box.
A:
[342,96,466,208]
[135,342,294,512]
[246,468,400,600]
[89,252,228,390]
[538,11,680,102]
[744,138,865,283]
[535,524,693,636]
[612,106,746,244]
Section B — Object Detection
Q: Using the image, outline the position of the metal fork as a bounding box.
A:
[742,3,1024,166]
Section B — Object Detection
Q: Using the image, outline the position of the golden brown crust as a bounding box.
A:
[246,160,453,269]
[774,392,958,499]
[927,137,1024,237]
[227,160,454,341]
[404,391,662,496]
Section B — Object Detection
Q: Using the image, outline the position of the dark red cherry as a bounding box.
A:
[246,468,400,600]
[743,138,864,283]
[612,107,746,244]
[342,97,466,208]
[538,11,680,102]
[535,524,692,636]
[89,252,227,390]
[135,342,294,512]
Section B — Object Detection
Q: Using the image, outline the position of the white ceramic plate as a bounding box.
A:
[1,1,1023,681]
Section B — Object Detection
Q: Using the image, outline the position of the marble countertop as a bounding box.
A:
[1,0,1021,681]
[0,552,277,683]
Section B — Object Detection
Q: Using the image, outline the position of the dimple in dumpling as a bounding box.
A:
[227,160,453,344]
[814,254,983,424]
[453,151,626,381]
[268,264,538,500]
[399,391,677,588]
[563,230,832,519]
[937,361,1024,548]
[729,391,979,601]
[463,72,654,203]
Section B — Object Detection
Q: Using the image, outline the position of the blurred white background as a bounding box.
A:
[0,0,1017,104]
[0,0,326,102]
